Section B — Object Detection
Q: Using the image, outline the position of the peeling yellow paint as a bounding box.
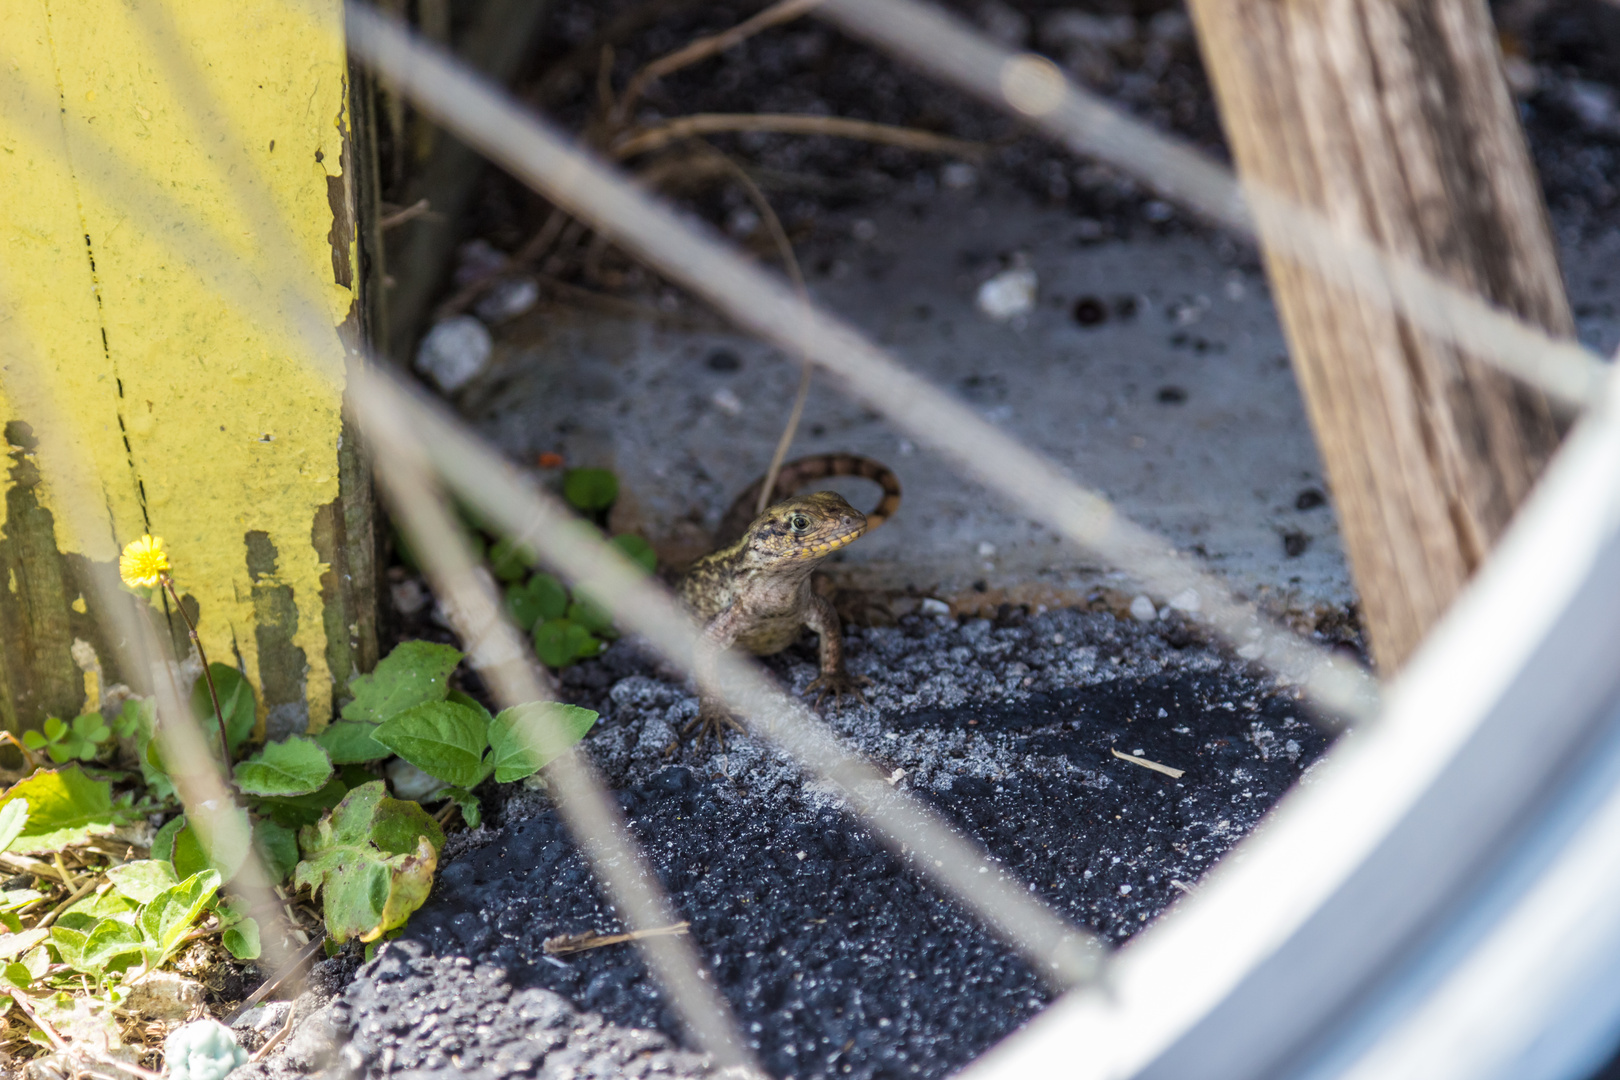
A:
[71,638,101,714]
[0,0,353,728]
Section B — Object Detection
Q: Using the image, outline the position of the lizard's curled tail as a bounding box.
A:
[716,454,901,547]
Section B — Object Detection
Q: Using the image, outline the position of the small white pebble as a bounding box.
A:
[918,597,952,617]
[1169,588,1201,613]
[711,387,743,415]
[796,851,807,861]
[976,266,1038,321]
[1157,707,1168,718]
[1129,594,1158,622]
[977,541,997,557]
[978,866,989,874]
[1119,883,1132,896]
[414,315,491,394]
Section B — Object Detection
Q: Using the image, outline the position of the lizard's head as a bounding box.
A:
[740,491,867,568]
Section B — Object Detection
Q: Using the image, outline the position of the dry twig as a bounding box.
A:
[378,197,433,230]
[613,113,984,160]
[1110,748,1186,779]
[543,921,691,956]
[614,0,823,123]
[249,1007,297,1063]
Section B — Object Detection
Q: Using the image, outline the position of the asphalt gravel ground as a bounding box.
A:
[240,607,1334,1080]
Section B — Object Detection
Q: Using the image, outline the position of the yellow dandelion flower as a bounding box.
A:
[119,535,170,588]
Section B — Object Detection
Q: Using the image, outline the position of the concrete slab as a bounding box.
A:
[463,179,1351,617]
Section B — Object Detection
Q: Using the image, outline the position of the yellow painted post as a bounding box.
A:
[0,0,377,740]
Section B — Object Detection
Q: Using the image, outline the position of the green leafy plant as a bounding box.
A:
[373,696,597,796]
[0,766,137,853]
[533,617,604,667]
[610,533,657,572]
[294,782,443,943]
[505,572,569,632]
[563,467,619,512]
[191,663,257,757]
[232,735,333,797]
[22,714,110,764]
[510,540,650,669]
[49,866,222,978]
[319,641,464,766]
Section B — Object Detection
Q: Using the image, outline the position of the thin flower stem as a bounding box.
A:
[161,574,232,770]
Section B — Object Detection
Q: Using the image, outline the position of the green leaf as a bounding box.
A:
[440,787,481,828]
[136,729,176,804]
[191,663,257,754]
[72,714,110,744]
[233,736,333,797]
[44,717,66,741]
[66,887,137,922]
[487,702,598,783]
[574,624,603,660]
[446,690,493,724]
[487,537,533,583]
[254,819,300,884]
[565,596,615,636]
[293,782,443,943]
[253,777,349,829]
[342,641,463,724]
[610,534,657,573]
[20,946,48,982]
[222,918,261,961]
[112,697,152,739]
[151,816,184,864]
[0,801,28,854]
[80,919,145,974]
[504,573,569,632]
[20,731,45,752]
[167,805,252,884]
[535,617,601,668]
[47,917,91,971]
[0,929,48,963]
[139,870,221,967]
[372,702,491,789]
[315,721,392,764]
[0,766,127,853]
[563,468,618,511]
[105,861,178,906]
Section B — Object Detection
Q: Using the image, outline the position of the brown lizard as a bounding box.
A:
[675,454,902,742]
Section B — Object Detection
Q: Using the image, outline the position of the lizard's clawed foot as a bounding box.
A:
[683,707,745,749]
[804,670,872,711]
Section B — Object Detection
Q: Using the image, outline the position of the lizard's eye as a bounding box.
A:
[789,514,810,532]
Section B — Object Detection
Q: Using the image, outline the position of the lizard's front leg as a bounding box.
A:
[802,593,871,709]
[683,604,748,745]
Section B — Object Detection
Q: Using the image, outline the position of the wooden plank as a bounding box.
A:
[0,0,375,737]
[1185,0,1574,672]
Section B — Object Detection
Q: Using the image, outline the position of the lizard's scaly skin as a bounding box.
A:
[675,456,901,741]
[714,453,902,548]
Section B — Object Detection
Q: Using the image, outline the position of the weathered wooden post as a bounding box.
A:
[1186,0,1574,671]
[0,0,378,740]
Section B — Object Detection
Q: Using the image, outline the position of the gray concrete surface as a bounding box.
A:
[462,180,1348,618]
